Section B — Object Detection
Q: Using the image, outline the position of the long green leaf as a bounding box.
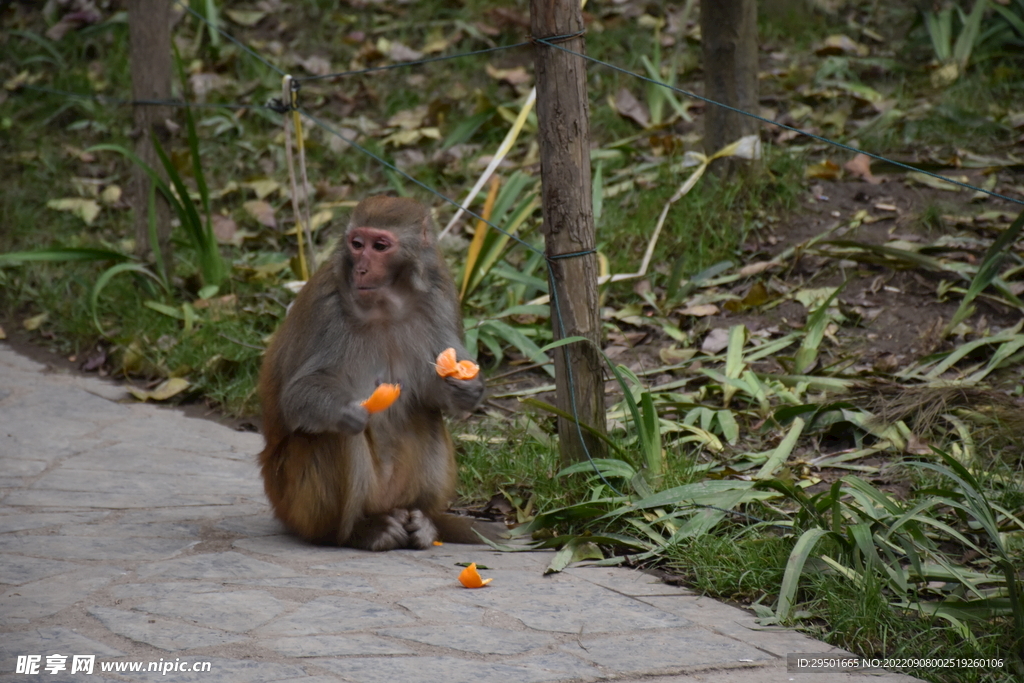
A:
[0,248,130,266]
[754,417,805,480]
[777,527,833,621]
[90,263,166,334]
[945,206,1024,335]
[794,285,843,374]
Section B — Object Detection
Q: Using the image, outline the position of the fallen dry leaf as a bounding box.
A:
[701,328,731,355]
[387,105,430,131]
[907,171,969,192]
[297,55,332,77]
[23,313,49,331]
[47,198,101,225]
[224,9,267,26]
[679,304,719,317]
[843,154,881,185]
[612,87,650,129]
[100,185,122,204]
[805,159,842,180]
[243,200,277,229]
[485,64,532,87]
[815,34,869,57]
[739,260,778,277]
[389,41,424,62]
[128,377,190,402]
[244,179,280,200]
[659,346,696,364]
[212,215,240,245]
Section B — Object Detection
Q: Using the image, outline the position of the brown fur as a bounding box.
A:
[258,196,490,550]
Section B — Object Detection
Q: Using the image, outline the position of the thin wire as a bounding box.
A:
[302,108,621,495]
[296,42,531,82]
[172,0,286,76]
[533,36,1024,208]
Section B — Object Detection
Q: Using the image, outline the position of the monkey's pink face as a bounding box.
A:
[348,227,398,297]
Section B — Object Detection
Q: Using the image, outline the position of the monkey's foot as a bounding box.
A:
[404,509,439,549]
[348,510,411,551]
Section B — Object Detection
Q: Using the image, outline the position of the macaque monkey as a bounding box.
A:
[258,196,489,550]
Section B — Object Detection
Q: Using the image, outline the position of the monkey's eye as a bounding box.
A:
[372,240,391,252]
[350,237,364,250]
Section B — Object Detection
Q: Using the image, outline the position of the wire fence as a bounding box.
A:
[9,1,1024,493]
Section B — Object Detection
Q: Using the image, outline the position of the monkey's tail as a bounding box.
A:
[432,513,506,545]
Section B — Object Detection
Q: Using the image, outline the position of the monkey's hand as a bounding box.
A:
[335,401,371,435]
[444,375,485,413]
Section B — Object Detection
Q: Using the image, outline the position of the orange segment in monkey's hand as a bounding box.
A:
[360,383,401,413]
[435,347,480,380]
[458,562,492,588]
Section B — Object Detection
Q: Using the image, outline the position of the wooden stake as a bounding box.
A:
[127,0,173,266]
[531,0,607,464]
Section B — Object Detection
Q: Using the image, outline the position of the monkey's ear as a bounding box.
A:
[420,216,430,245]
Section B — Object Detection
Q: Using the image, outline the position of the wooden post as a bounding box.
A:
[701,0,759,177]
[127,0,173,266]
[531,0,607,465]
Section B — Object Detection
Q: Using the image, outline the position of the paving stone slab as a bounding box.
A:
[87,606,247,651]
[0,459,48,478]
[232,534,355,560]
[136,551,298,580]
[60,445,259,478]
[0,674,123,683]
[563,566,694,597]
[99,657,307,683]
[229,576,377,593]
[265,634,415,657]
[132,589,292,633]
[213,514,283,537]
[314,653,601,683]
[2,489,237,509]
[311,551,444,576]
[89,416,260,458]
[454,580,689,633]
[255,595,415,636]
[395,594,490,624]
[118,505,268,525]
[378,624,552,655]
[565,628,774,674]
[28,467,251,499]
[0,534,194,561]
[0,555,84,586]
[58,521,201,539]
[0,511,109,534]
[0,566,125,621]
[109,581,231,599]
[0,627,125,673]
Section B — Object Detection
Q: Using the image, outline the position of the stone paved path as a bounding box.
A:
[0,343,922,682]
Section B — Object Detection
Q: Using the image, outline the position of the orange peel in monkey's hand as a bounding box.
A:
[458,562,492,588]
[435,347,480,380]
[360,383,401,413]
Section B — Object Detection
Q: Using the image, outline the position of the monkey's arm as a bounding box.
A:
[279,369,369,435]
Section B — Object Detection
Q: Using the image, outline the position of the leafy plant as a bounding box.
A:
[923,0,990,86]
